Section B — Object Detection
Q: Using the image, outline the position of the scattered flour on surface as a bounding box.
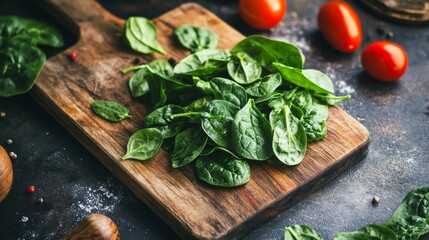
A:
[71,181,123,219]
[335,80,355,95]
[323,65,356,95]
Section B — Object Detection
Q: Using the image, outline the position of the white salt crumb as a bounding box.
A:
[21,216,28,223]
[357,117,366,122]
[336,80,356,95]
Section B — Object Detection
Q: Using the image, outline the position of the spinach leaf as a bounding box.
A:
[227,52,262,84]
[232,99,272,160]
[184,96,213,112]
[231,35,305,71]
[127,60,177,97]
[175,24,218,52]
[284,225,324,240]
[0,16,63,97]
[171,126,208,168]
[143,104,185,138]
[193,76,213,95]
[245,73,282,97]
[383,187,429,240]
[301,102,329,142]
[200,145,241,159]
[210,77,247,108]
[201,100,240,148]
[122,128,163,161]
[195,156,250,187]
[128,66,151,97]
[313,93,351,106]
[269,105,307,165]
[147,75,167,109]
[124,17,166,55]
[255,91,284,105]
[335,224,398,240]
[273,63,334,94]
[0,16,64,47]
[90,100,132,122]
[173,49,231,76]
[0,41,45,97]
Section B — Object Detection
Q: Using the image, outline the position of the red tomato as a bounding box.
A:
[317,1,362,53]
[239,0,287,30]
[361,41,408,82]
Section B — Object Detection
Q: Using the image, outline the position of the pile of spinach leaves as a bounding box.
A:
[0,16,64,97]
[122,25,350,187]
[284,186,429,240]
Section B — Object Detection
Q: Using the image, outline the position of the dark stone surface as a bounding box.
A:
[1,0,428,239]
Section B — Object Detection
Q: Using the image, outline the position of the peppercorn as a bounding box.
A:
[372,196,380,205]
[6,139,13,145]
[27,186,35,194]
[37,197,44,204]
[168,57,177,66]
[9,152,17,159]
[70,52,77,61]
[132,58,142,65]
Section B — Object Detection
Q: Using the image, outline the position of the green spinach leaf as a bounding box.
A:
[383,187,429,240]
[210,77,247,108]
[184,96,213,112]
[124,17,166,55]
[0,41,45,97]
[245,73,282,97]
[200,145,241,159]
[122,128,163,161]
[273,63,334,94]
[227,52,262,84]
[0,16,64,47]
[195,156,250,187]
[232,99,272,160]
[193,76,213,95]
[313,93,351,105]
[0,16,63,97]
[173,49,231,76]
[175,24,218,52]
[128,66,151,97]
[231,35,305,71]
[90,100,132,122]
[143,104,185,138]
[301,102,329,142]
[171,126,208,168]
[335,224,398,240]
[201,100,240,148]
[269,105,307,165]
[284,225,324,240]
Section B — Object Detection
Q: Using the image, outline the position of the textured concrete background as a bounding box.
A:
[0,0,428,239]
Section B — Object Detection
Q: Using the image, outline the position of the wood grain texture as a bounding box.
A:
[62,214,120,240]
[32,1,370,239]
[0,145,13,203]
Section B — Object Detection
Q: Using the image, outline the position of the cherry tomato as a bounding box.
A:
[317,1,362,53]
[361,41,408,82]
[239,0,287,30]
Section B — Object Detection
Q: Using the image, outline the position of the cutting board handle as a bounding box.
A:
[37,0,123,42]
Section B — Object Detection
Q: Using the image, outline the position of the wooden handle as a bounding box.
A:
[35,0,124,43]
[61,214,120,240]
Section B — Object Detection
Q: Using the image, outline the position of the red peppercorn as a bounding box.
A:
[69,52,77,61]
[27,186,35,194]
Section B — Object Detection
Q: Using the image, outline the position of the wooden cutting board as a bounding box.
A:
[32,1,370,239]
